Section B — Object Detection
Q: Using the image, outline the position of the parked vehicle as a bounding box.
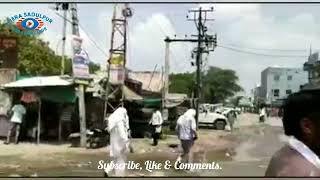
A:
[198,105,230,130]
[222,107,238,118]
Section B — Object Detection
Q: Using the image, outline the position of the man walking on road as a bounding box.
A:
[259,104,266,123]
[104,107,131,177]
[265,91,320,176]
[175,109,197,165]
[149,109,163,146]
[5,101,26,145]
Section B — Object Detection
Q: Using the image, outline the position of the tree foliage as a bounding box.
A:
[0,20,100,76]
[202,67,243,103]
[169,72,195,97]
[169,66,243,104]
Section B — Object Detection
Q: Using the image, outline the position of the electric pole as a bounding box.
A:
[55,2,69,143]
[55,3,69,76]
[70,3,87,148]
[163,6,216,128]
[195,7,203,128]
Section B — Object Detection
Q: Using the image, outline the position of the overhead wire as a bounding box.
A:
[54,11,108,58]
[217,36,309,52]
[166,12,194,72]
[53,7,311,64]
[217,44,308,58]
[134,14,190,72]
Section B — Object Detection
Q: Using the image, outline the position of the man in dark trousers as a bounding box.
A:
[149,110,163,146]
[265,91,320,176]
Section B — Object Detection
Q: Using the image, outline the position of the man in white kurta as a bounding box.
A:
[175,109,197,164]
[105,107,130,177]
[149,110,163,146]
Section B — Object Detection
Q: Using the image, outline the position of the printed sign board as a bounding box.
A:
[109,54,125,84]
[72,49,90,79]
[110,67,124,85]
[71,35,90,79]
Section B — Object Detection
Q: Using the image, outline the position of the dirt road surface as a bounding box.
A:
[0,113,285,177]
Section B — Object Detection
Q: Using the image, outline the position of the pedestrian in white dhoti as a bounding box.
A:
[259,104,267,123]
[149,110,163,146]
[175,109,197,165]
[104,107,130,177]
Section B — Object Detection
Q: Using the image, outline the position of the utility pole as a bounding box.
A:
[55,2,69,143]
[195,8,203,128]
[163,6,216,128]
[70,3,87,148]
[164,37,170,104]
[61,3,68,75]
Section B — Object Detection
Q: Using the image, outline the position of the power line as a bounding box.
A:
[217,36,309,52]
[136,14,191,71]
[54,11,108,57]
[218,44,308,58]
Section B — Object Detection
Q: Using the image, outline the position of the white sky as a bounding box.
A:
[0,3,320,95]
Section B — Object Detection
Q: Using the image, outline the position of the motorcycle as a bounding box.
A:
[86,128,109,149]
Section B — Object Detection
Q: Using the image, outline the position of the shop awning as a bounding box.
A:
[165,93,188,108]
[134,93,188,108]
[41,87,77,103]
[2,76,74,88]
[123,85,143,101]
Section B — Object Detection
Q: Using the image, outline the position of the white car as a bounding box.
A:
[198,108,231,130]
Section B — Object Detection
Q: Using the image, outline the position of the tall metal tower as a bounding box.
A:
[104,4,133,116]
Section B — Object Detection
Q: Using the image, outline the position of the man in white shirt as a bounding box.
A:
[5,101,26,144]
[266,91,320,176]
[149,110,163,146]
[175,109,197,164]
[259,104,266,123]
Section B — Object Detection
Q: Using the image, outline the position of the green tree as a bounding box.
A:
[0,20,100,76]
[169,66,243,104]
[169,72,195,97]
[202,67,243,103]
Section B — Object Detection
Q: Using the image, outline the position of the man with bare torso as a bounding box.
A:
[265,91,320,176]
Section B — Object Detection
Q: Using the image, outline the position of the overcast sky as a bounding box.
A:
[1,3,320,95]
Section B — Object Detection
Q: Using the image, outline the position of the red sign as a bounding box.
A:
[21,91,38,103]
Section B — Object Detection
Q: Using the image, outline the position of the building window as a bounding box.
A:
[274,75,280,81]
[287,75,292,80]
[273,89,280,97]
[286,89,292,95]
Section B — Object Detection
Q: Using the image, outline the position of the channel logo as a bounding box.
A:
[6,12,53,36]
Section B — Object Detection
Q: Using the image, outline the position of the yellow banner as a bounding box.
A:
[110,54,124,66]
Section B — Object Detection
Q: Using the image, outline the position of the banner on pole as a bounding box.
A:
[110,54,124,66]
[72,49,90,79]
[71,35,90,79]
[109,67,124,85]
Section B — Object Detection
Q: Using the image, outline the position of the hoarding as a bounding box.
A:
[0,36,18,68]
[72,49,90,79]
[72,36,90,79]
[109,54,125,84]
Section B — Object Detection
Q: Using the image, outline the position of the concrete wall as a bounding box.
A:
[260,67,308,104]
[0,68,17,85]
[0,68,17,115]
